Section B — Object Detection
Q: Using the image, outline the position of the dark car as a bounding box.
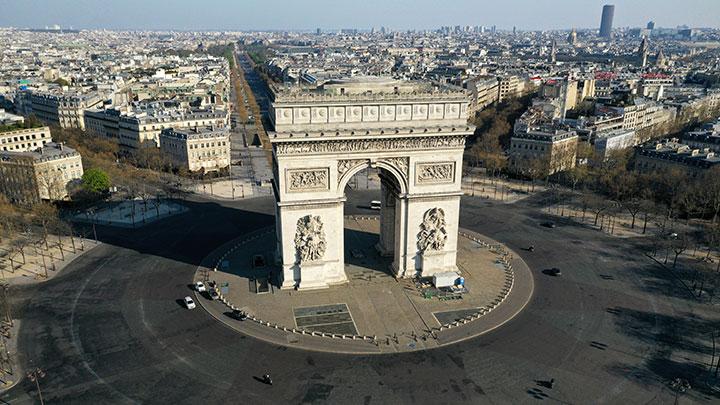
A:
[547,267,562,276]
[541,222,556,228]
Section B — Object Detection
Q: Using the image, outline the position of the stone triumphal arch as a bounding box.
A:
[269,78,474,290]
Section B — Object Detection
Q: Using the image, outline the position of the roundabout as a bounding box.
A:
[2,192,717,404]
[194,216,533,353]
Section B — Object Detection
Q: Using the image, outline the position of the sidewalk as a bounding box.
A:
[462,176,546,203]
[1,236,100,286]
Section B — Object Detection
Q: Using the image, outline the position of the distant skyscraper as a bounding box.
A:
[599,4,615,38]
[647,21,655,30]
[549,39,557,63]
[513,26,516,35]
[316,28,321,35]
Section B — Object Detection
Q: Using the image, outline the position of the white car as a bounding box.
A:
[370,200,381,210]
[195,281,206,292]
[183,296,196,309]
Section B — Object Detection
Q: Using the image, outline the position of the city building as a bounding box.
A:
[159,126,230,173]
[0,109,24,126]
[509,126,578,175]
[0,142,83,204]
[464,76,499,115]
[599,5,615,38]
[634,139,720,175]
[593,129,636,159]
[85,107,229,150]
[598,98,675,132]
[29,91,104,130]
[0,126,52,152]
[498,75,522,102]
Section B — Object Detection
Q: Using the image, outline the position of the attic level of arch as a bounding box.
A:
[269,100,471,134]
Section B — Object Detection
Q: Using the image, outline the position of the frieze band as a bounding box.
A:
[275,135,466,156]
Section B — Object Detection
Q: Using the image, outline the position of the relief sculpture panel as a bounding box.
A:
[287,168,330,192]
[416,162,455,184]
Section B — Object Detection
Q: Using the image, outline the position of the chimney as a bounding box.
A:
[58,142,64,151]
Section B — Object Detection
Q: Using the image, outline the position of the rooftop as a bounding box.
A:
[0,142,79,162]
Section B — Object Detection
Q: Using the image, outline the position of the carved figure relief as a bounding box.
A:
[417,208,448,252]
[295,215,327,262]
[287,168,329,191]
[416,162,455,184]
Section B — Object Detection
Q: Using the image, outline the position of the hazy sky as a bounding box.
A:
[1,0,718,31]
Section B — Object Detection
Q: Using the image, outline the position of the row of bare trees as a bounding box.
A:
[0,196,85,279]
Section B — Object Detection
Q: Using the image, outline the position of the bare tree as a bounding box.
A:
[670,232,691,268]
[31,203,59,252]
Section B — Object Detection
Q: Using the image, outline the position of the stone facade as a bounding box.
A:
[0,126,51,152]
[159,126,230,172]
[270,78,473,290]
[0,142,83,205]
[509,127,578,176]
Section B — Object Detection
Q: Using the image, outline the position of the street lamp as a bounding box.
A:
[27,367,46,405]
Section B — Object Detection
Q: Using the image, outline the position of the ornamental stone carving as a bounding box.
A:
[337,159,368,177]
[416,162,455,184]
[417,208,448,252]
[287,168,329,191]
[294,215,327,262]
[384,157,409,179]
[275,136,466,156]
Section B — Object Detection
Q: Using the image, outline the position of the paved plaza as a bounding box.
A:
[74,199,187,227]
[197,216,531,352]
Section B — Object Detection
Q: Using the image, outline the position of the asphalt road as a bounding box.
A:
[3,191,718,404]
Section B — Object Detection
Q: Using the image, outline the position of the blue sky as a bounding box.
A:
[0,0,718,31]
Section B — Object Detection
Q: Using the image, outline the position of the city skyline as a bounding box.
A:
[1,0,719,31]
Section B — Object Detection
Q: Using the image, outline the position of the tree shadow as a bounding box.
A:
[606,306,720,398]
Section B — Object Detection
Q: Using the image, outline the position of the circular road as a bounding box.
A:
[2,190,714,404]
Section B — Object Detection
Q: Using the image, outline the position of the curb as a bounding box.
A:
[193,220,534,354]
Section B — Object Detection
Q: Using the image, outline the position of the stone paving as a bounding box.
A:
[73,200,187,227]
[198,216,525,352]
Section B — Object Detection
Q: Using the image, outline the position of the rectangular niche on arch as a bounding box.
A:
[415,162,455,185]
[286,168,331,192]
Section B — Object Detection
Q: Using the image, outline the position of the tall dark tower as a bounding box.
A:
[599,4,615,38]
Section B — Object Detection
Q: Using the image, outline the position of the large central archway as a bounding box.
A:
[269,78,474,290]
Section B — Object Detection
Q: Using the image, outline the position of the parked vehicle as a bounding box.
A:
[195,281,206,292]
[183,296,196,309]
[370,200,381,210]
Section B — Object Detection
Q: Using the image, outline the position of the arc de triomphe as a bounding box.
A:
[269,78,474,290]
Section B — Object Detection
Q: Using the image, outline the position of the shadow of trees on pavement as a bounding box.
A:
[606,306,720,399]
